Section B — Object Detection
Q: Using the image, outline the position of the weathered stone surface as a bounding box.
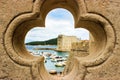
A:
[0,0,33,80]
[0,0,120,80]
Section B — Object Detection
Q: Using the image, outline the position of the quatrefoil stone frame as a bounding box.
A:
[4,0,115,80]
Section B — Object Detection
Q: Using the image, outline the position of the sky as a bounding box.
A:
[25,8,89,43]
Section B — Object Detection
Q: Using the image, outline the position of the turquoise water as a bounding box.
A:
[25,45,69,73]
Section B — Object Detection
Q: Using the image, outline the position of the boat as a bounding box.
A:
[51,58,57,62]
[54,62,65,67]
[49,70,57,74]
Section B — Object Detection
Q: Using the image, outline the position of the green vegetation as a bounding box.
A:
[25,38,57,45]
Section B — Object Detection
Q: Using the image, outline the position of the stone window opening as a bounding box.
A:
[24,8,90,77]
[4,0,115,79]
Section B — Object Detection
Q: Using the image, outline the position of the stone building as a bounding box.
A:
[57,35,80,51]
[71,40,89,51]
[0,0,120,80]
[71,40,89,56]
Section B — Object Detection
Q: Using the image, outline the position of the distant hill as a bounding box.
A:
[25,38,57,45]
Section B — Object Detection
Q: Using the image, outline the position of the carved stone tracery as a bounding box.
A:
[3,0,115,80]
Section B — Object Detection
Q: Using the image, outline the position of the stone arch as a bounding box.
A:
[3,0,115,80]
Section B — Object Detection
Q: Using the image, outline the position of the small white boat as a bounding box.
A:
[55,62,65,67]
[51,58,57,62]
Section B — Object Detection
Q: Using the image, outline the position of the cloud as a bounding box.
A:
[25,8,89,43]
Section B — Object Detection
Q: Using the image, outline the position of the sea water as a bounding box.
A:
[25,45,69,73]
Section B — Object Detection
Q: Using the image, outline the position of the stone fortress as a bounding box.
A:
[0,0,120,80]
[71,40,89,56]
[57,34,89,52]
[57,35,80,51]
